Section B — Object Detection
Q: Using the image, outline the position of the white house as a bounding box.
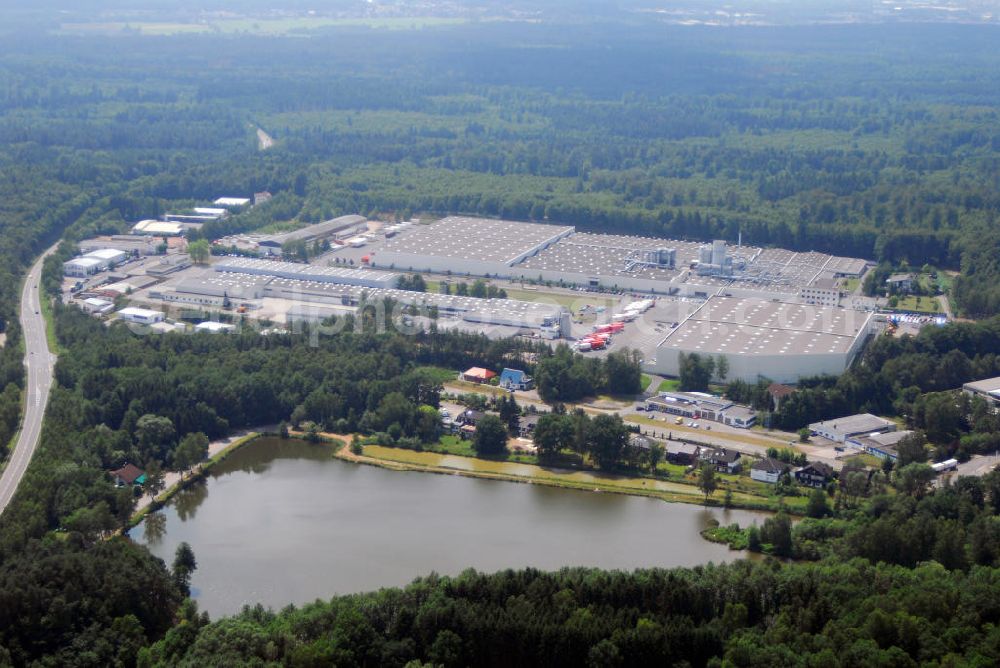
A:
[750,458,791,484]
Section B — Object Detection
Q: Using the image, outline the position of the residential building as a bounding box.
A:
[517,414,541,438]
[751,458,791,484]
[703,448,741,473]
[110,463,146,487]
[499,368,533,391]
[629,434,654,453]
[767,383,796,412]
[886,273,916,293]
[665,442,700,466]
[795,462,835,488]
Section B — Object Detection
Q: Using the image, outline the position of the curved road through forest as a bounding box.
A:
[0,248,58,516]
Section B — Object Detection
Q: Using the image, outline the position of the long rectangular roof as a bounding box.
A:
[381,216,574,265]
[809,413,895,435]
[963,376,1000,394]
[213,257,398,287]
[658,296,873,357]
[262,215,367,245]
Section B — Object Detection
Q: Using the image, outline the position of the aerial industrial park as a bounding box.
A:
[63,210,894,385]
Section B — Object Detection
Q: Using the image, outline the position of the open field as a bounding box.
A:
[891,295,942,314]
[657,378,681,392]
[502,287,617,312]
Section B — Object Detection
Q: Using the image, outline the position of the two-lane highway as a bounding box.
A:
[0,247,58,516]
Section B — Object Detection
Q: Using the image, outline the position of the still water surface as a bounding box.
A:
[137,438,766,617]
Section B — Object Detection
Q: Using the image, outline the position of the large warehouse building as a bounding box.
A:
[647,296,877,383]
[64,248,129,277]
[372,216,867,302]
[375,216,575,276]
[214,257,399,289]
[146,267,571,338]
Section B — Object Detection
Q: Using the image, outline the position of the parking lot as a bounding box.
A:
[581,298,702,361]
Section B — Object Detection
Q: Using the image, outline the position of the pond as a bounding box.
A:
[136,437,767,617]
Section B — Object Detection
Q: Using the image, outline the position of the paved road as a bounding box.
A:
[0,247,58,516]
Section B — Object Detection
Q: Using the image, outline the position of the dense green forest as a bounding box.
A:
[2,14,1000,666]
[139,558,1000,667]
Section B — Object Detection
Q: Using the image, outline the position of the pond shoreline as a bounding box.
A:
[131,429,784,538]
[136,436,768,617]
[126,431,269,530]
[327,434,787,515]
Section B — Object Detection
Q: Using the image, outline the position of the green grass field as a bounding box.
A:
[843,453,884,469]
[890,295,941,314]
[657,378,681,392]
[503,287,616,312]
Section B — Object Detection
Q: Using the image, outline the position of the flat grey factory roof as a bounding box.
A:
[658,296,872,356]
[214,257,398,282]
[260,276,564,316]
[662,319,859,356]
[695,297,871,336]
[380,216,574,265]
[859,430,913,447]
[809,413,895,434]
[963,376,1000,393]
[261,215,367,245]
